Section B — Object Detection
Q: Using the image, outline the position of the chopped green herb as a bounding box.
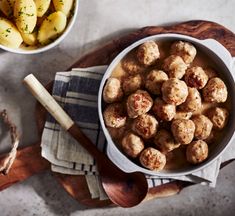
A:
[6,28,11,33]
[25,24,28,32]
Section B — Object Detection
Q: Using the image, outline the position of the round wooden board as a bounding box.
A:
[35,20,235,207]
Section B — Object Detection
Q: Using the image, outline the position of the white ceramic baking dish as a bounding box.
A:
[98,34,235,177]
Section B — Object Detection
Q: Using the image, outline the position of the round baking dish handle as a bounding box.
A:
[106,141,139,173]
[200,39,234,70]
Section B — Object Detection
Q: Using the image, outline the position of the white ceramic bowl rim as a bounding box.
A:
[0,0,79,54]
[98,33,235,177]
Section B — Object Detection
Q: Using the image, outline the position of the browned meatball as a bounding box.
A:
[163,55,187,79]
[203,77,228,103]
[184,66,208,89]
[121,132,144,158]
[122,54,144,75]
[145,70,168,95]
[179,87,202,112]
[186,140,208,164]
[207,107,229,130]
[170,41,197,64]
[103,78,123,103]
[136,41,160,66]
[132,114,158,139]
[174,111,192,120]
[127,90,153,118]
[171,119,195,144]
[122,74,142,95]
[154,129,181,153]
[139,147,166,171]
[103,103,127,128]
[192,115,213,140]
[152,98,176,121]
[161,78,188,105]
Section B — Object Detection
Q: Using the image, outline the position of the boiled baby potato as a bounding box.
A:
[52,0,74,17]
[35,0,51,17]
[0,17,23,48]
[0,0,15,17]
[14,0,37,33]
[21,31,37,45]
[38,11,67,45]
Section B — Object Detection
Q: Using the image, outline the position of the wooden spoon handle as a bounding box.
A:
[0,143,50,191]
[23,74,74,130]
[23,74,103,160]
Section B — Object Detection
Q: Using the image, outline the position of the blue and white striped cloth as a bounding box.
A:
[41,66,235,199]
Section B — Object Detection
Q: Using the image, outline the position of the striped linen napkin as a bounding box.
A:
[41,66,235,200]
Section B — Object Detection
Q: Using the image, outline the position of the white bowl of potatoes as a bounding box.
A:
[98,34,235,177]
[0,0,78,54]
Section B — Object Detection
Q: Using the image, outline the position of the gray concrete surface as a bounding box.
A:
[0,0,235,215]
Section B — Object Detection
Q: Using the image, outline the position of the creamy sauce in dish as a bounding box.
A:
[106,40,231,171]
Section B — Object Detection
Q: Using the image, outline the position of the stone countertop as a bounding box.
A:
[0,0,234,215]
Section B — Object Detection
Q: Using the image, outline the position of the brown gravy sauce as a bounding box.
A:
[108,41,231,171]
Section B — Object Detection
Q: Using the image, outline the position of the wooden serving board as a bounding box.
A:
[0,20,235,208]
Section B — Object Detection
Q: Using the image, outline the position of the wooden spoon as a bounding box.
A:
[23,74,148,208]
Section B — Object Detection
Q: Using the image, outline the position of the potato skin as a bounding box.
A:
[35,0,51,17]
[21,31,37,45]
[14,0,37,33]
[0,17,23,48]
[53,0,74,17]
[38,11,67,45]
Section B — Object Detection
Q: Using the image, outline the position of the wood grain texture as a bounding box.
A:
[0,144,50,191]
[0,20,234,208]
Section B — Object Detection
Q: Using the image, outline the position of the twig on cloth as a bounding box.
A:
[0,110,20,175]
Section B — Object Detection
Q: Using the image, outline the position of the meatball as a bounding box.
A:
[171,119,195,144]
[202,77,228,103]
[161,78,188,105]
[192,115,213,140]
[127,90,153,118]
[204,68,217,79]
[122,74,142,95]
[174,111,192,120]
[145,70,168,95]
[152,98,176,121]
[139,147,166,171]
[136,41,160,66]
[103,103,127,128]
[132,114,158,139]
[184,66,208,89]
[207,107,229,130]
[163,55,187,79]
[103,78,123,103]
[122,54,144,75]
[170,41,197,64]
[154,129,181,153]
[179,87,202,112]
[186,140,208,164]
[121,132,144,158]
